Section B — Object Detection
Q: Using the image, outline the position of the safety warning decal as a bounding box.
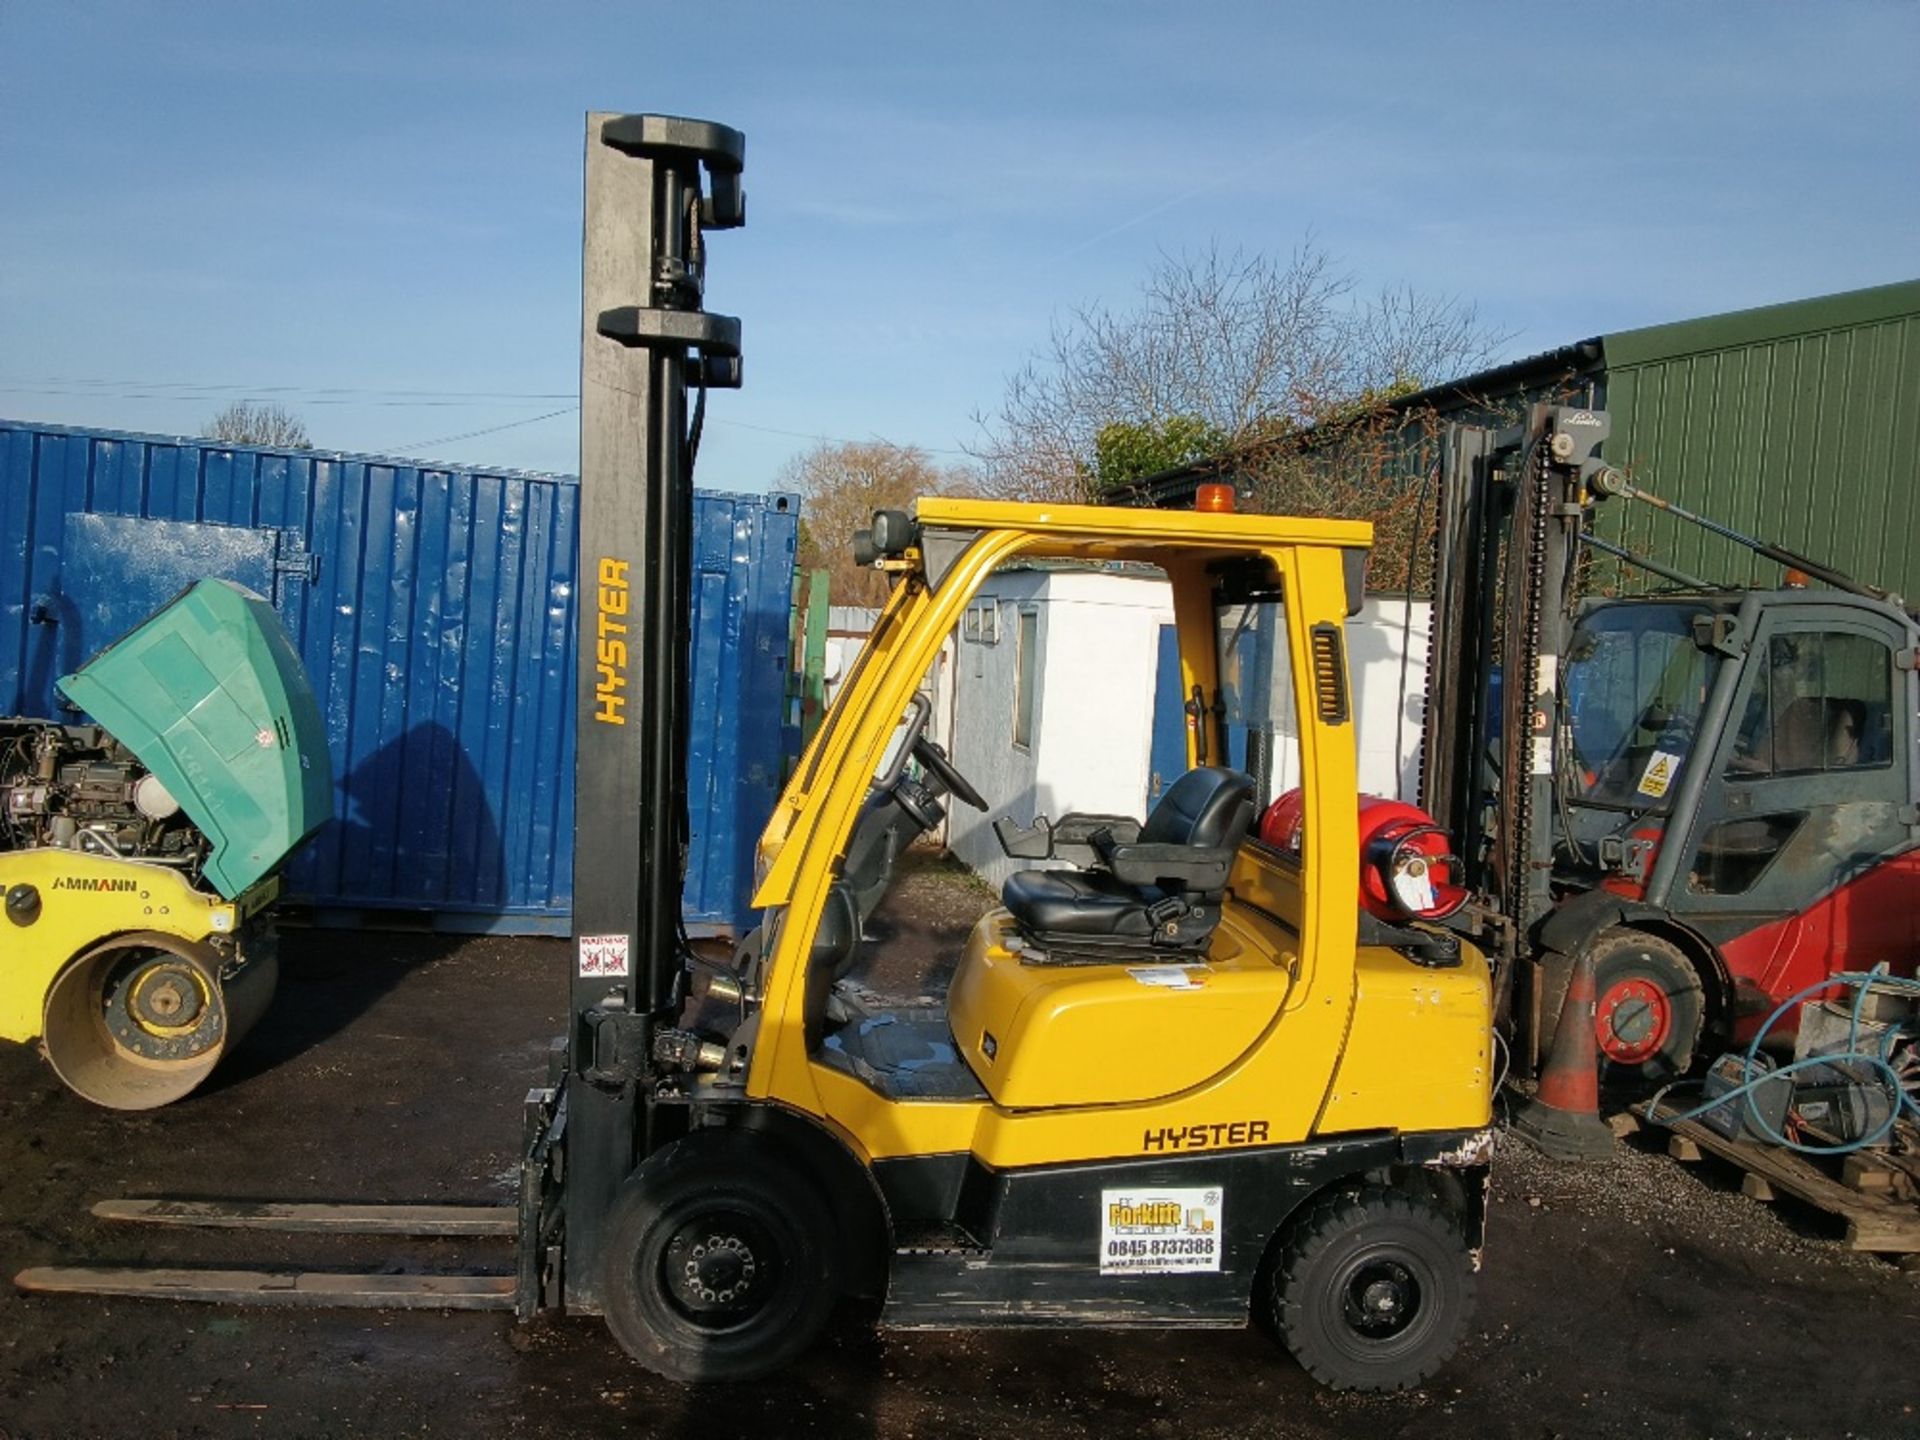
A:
[578,933,630,978]
[1636,749,1681,799]
[1100,1187,1223,1275]
[1126,964,1205,990]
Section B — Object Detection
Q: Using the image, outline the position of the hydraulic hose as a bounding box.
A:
[1649,968,1920,1156]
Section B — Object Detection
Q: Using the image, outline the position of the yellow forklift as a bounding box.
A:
[19,113,1495,1394]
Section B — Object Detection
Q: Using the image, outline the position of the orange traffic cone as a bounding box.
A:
[1510,947,1615,1161]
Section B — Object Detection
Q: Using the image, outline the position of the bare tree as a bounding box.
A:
[785,441,970,607]
[202,401,312,449]
[971,240,1507,502]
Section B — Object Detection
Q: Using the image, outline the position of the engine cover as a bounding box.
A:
[53,578,332,898]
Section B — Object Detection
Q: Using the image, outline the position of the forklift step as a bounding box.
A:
[14,1266,517,1310]
[91,1199,516,1237]
[892,1222,989,1259]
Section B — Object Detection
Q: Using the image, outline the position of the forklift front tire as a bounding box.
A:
[1587,928,1705,1094]
[1269,1185,1474,1393]
[599,1131,839,1384]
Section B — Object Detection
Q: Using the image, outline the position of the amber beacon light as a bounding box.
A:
[1194,482,1236,514]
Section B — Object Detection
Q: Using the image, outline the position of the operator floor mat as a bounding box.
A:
[818,1006,987,1100]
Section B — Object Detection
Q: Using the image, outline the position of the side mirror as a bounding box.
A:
[852,529,878,568]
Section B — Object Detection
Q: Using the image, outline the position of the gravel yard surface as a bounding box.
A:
[4,855,1917,1439]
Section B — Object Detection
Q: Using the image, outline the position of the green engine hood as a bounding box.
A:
[57,578,334,900]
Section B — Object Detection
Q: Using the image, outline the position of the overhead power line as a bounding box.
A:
[385,407,580,453]
[0,370,973,460]
[0,373,576,402]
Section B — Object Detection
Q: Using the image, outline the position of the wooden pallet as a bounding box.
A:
[1633,1101,1920,1253]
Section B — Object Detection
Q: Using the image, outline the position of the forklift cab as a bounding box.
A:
[1551,587,1920,1081]
[604,496,1499,1390]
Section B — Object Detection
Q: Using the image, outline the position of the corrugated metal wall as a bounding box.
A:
[0,420,797,934]
[1597,282,1920,600]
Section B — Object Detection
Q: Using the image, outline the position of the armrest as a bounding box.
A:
[993,814,1055,860]
[994,812,1143,866]
[1104,842,1235,892]
[1053,813,1141,847]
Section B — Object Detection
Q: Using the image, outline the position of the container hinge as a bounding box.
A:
[1895,647,1917,672]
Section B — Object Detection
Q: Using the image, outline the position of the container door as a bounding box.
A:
[52,513,288,711]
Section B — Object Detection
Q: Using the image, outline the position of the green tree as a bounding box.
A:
[1090,415,1230,493]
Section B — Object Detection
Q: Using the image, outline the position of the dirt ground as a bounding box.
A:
[4,855,1919,1440]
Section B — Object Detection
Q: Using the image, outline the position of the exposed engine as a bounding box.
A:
[0,719,206,872]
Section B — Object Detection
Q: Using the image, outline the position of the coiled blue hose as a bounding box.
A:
[1649,968,1920,1156]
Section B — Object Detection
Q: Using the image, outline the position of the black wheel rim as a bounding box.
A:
[659,1208,781,1330]
[1335,1249,1428,1345]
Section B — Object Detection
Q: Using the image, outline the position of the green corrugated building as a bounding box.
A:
[1598,280,1920,599]
[1134,278,1920,599]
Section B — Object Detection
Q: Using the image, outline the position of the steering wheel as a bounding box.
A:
[911,735,988,812]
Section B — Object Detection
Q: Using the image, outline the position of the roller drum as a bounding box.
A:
[41,928,278,1110]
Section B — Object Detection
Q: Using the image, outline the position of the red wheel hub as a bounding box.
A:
[1597,976,1670,1064]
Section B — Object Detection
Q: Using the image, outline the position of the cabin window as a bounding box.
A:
[1012,610,1039,749]
[1728,631,1893,778]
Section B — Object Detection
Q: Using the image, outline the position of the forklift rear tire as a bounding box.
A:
[1587,928,1705,1093]
[599,1131,839,1383]
[1269,1185,1474,1393]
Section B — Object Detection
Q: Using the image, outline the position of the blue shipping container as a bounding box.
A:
[0,420,797,935]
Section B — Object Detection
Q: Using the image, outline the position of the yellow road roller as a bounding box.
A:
[0,578,330,1108]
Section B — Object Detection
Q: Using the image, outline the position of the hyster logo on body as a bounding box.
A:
[1142,1119,1270,1152]
[52,876,138,893]
[594,557,630,725]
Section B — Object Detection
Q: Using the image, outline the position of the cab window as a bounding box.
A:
[1728,631,1893,778]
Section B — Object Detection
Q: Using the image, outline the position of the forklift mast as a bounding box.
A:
[567,113,745,1308]
[1420,406,1611,986]
[1421,401,1920,1078]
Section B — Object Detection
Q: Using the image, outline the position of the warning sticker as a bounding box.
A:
[578,933,630,978]
[1400,863,1437,913]
[1100,1187,1224,1275]
[1126,965,1205,990]
[1636,749,1681,799]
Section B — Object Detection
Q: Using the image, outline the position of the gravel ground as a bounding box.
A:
[3,853,1918,1439]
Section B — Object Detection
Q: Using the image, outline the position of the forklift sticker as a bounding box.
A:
[578,933,630,978]
[1100,1187,1223,1275]
[1636,749,1681,799]
[593,557,631,726]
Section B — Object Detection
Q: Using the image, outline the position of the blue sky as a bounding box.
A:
[2,2,1915,490]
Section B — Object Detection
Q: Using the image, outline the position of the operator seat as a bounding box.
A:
[1000,766,1255,957]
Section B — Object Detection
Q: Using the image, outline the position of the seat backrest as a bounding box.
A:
[1139,766,1256,850]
